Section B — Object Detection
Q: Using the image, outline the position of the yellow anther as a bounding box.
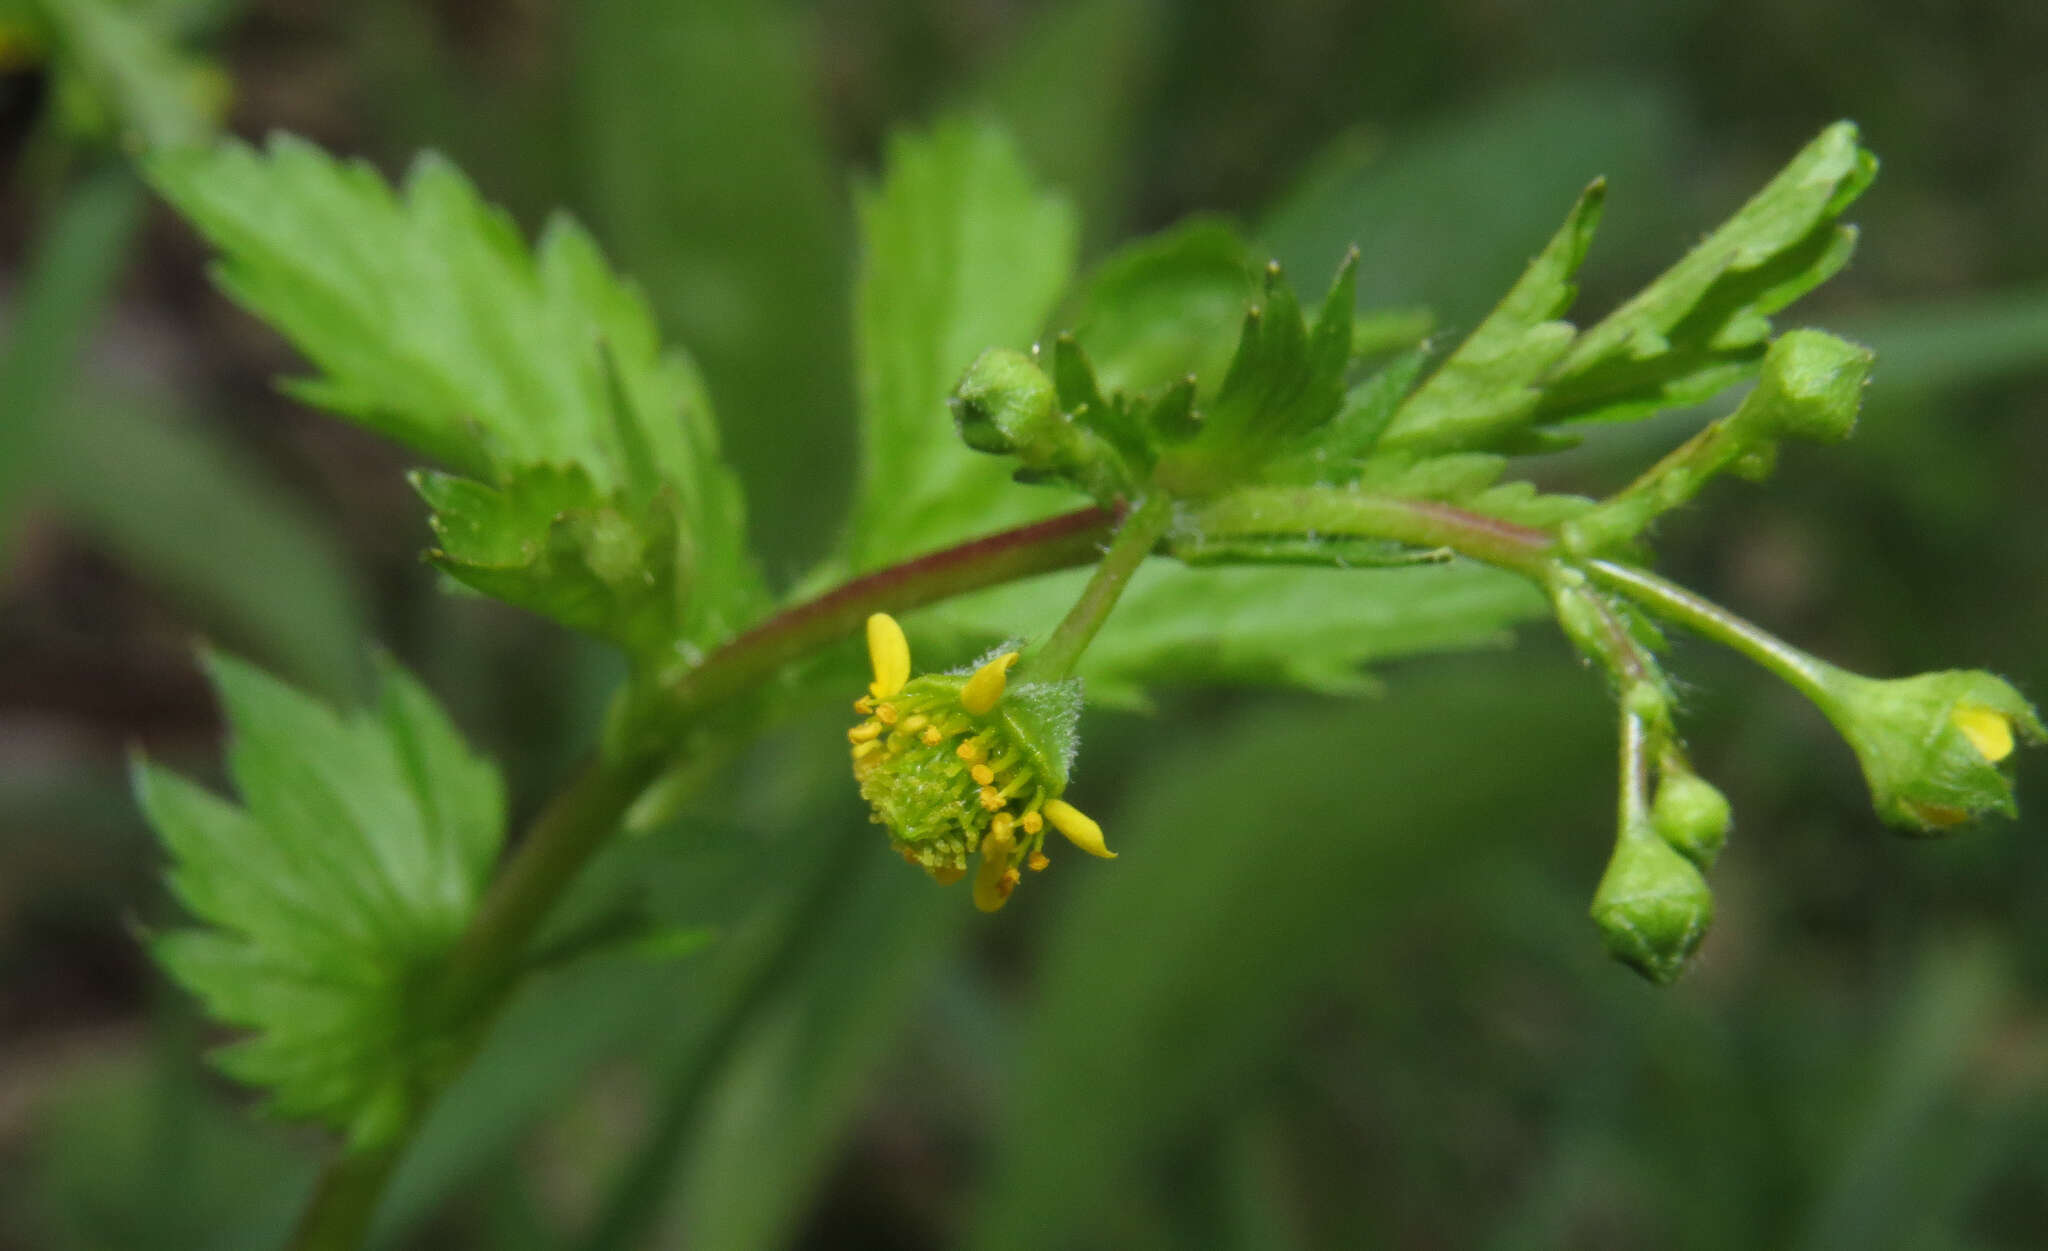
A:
[1953,704,2016,762]
[901,714,928,734]
[866,613,911,699]
[990,812,1015,840]
[932,865,966,886]
[1020,811,1043,835]
[876,703,899,725]
[1027,851,1050,872]
[848,721,882,744]
[851,740,881,760]
[1043,799,1114,859]
[956,740,981,762]
[979,786,1006,811]
[961,651,1020,716]
[854,696,875,714]
[971,763,996,786]
[920,726,943,746]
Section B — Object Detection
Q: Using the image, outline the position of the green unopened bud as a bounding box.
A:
[1590,817,1714,985]
[1652,768,1733,868]
[1810,665,2044,834]
[1729,329,1871,446]
[951,347,1060,455]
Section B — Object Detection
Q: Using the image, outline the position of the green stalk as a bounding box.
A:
[1190,486,1558,579]
[1023,493,1174,681]
[1585,559,1834,700]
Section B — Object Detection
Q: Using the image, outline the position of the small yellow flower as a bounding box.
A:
[850,613,1109,911]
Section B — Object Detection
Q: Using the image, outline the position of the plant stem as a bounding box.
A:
[286,504,1119,1249]
[1584,559,1834,701]
[1023,494,1174,681]
[288,1145,400,1251]
[669,505,1118,716]
[1190,486,1558,579]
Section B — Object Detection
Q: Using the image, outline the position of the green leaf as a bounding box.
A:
[1063,216,1255,398]
[848,119,1079,569]
[1371,123,1873,456]
[939,560,1548,709]
[1537,121,1877,425]
[1169,255,1358,472]
[150,135,764,649]
[137,654,507,1150]
[1375,180,1604,454]
[412,465,692,671]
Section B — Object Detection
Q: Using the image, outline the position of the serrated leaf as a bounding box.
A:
[1064,216,1255,398]
[413,465,692,669]
[1371,124,1874,456]
[1536,120,1877,425]
[848,120,1080,569]
[137,654,506,1150]
[150,136,764,648]
[1375,180,1604,454]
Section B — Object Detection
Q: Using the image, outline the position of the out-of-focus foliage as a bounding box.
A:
[8,1,2048,1249]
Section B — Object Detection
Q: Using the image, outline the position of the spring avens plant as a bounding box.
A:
[110,111,2038,1245]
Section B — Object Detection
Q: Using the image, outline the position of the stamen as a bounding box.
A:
[1020,811,1043,835]
[848,722,882,743]
[876,703,899,725]
[1027,851,1050,872]
[971,763,995,786]
[921,726,943,746]
[979,786,1006,811]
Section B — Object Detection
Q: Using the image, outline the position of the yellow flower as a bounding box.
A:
[851,613,1111,911]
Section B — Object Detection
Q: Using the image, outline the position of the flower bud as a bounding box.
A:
[1810,666,2044,833]
[950,348,1060,455]
[1729,329,1870,446]
[1652,768,1733,868]
[1590,817,1714,985]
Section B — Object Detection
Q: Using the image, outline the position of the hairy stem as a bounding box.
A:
[670,505,1118,716]
[1585,559,1833,701]
[1190,486,1558,579]
[1023,493,1174,681]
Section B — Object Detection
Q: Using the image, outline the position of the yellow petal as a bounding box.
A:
[1043,799,1115,859]
[1952,704,2015,763]
[866,613,910,699]
[961,651,1019,716]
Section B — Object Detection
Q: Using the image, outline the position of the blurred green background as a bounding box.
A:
[5,1,2048,1247]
